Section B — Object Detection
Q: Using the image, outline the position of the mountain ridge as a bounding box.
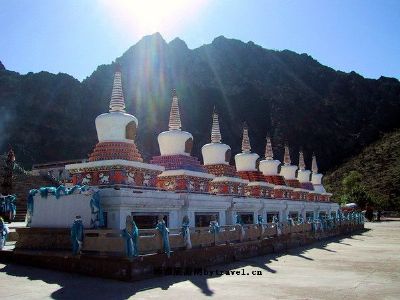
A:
[0,33,399,176]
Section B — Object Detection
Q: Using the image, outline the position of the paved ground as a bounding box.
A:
[1,222,399,300]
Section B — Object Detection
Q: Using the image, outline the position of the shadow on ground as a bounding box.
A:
[0,230,369,299]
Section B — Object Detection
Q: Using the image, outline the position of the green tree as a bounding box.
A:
[341,171,372,209]
[342,171,362,194]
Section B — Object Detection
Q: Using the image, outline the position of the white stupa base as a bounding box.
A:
[29,187,340,229]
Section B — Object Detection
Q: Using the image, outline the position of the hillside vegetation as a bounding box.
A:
[325,129,400,210]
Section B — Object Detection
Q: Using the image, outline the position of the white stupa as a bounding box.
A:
[311,154,326,193]
[66,66,163,187]
[95,68,139,145]
[157,90,193,156]
[234,123,259,172]
[296,150,311,183]
[279,144,298,180]
[259,137,281,176]
[201,109,231,165]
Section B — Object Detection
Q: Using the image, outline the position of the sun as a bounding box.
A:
[99,0,209,38]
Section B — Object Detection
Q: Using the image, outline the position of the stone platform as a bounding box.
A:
[0,223,364,282]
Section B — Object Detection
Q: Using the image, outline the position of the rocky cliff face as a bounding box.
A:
[1,33,400,173]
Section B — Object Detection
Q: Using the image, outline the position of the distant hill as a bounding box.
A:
[1,33,400,176]
[324,129,400,210]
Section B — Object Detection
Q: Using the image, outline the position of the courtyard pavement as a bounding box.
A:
[0,221,399,300]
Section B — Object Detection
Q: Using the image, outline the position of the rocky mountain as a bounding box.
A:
[325,129,400,210]
[1,33,399,175]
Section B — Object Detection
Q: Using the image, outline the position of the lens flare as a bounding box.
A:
[99,0,209,38]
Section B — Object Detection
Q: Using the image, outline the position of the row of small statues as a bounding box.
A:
[70,212,364,258]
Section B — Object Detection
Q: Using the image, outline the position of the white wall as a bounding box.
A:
[30,187,340,229]
[31,193,92,228]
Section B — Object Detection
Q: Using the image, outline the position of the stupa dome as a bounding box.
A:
[202,109,231,165]
[95,69,138,143]
[234,124,259,172]
[96,113,138,143]
[259,137,281,175]
[158,90,193,156]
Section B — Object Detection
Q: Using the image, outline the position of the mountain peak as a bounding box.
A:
[0,60,5,71]
[138,32,166,44]
[168,37,188,50]
[212,35,228,43]
[211,35,244,48]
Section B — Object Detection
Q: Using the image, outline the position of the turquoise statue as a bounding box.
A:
[70,216,84,255]
[236,214,244,225]
[235,214,245,240]
[209,215,220,234]
[122,215,139,258]
[0,194,16,222]
[181,215,192,249]
[272,215,282,236]
[0,217,9,250]
[26,189,38,226]
[257,215,265,235]
[257,215,264,225]
[90,191,104,228]
[156,215,170,257]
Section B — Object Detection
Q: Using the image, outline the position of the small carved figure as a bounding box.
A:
[81,174,92,185]
[127,171,135,185]
[143,174,151,186]
[188,180,195,191]
[99,173,110,184]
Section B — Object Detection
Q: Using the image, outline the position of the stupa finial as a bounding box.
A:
[211,107,222,143]
[168,89,182,130]
[109,65,126,112]
[265,136,273,160]
[298,149,306,170]
[283,143,291,165]
[312,153,318,173]
[241,122,251,153]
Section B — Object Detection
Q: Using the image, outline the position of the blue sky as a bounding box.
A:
[0,0,399,81]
